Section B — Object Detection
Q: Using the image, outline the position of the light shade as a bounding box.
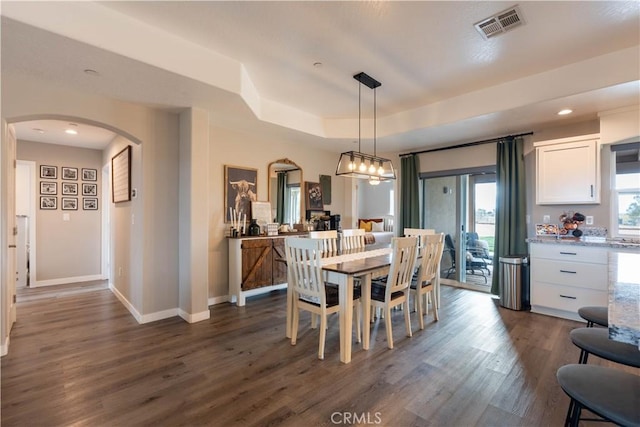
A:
[335,150,396,180]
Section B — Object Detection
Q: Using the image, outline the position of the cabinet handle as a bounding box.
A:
[559,251,577,255]
[559,294,577,300]
[560,269,577,274]
[590,185,594,198]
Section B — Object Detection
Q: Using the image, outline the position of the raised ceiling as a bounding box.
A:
[2,1,639,152]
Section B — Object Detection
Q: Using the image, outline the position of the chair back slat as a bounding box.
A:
[285,237,325,304]
[404,228,435,251]
[309,230,338,253]
[385,237,419,296]
[341,228,366,250]
[415,233,445,287]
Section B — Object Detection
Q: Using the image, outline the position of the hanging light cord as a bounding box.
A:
[358,82,362,153]
[373,87,377,157]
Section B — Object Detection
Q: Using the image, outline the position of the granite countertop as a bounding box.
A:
[608,251,640,347]
[527,236,640,250]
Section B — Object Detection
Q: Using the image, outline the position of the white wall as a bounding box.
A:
[17,140,103,284]
[356,180,393,226]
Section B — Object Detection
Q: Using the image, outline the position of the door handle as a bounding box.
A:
[8,245,16,248]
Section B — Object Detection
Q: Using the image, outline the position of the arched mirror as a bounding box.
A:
[268,158,303,225]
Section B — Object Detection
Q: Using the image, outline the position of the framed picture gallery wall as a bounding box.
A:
[38,163,100,211]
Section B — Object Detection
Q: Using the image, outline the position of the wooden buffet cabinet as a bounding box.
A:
[229,234,305,306]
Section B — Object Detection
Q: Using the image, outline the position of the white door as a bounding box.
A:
[5,124,17,327]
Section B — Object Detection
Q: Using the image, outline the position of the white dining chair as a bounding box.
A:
[369,236,419,349]
[404,228,435,251]
[309,230,338,253]
[410,233,444,330]
[341,228,366,250]
[285,237,361,360]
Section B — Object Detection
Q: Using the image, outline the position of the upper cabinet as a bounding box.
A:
[535,134,600,205]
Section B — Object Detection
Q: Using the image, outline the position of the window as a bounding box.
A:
[612,143,640,237]
[285,185,300,224]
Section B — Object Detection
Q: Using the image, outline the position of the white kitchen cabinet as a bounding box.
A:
[530,242,608,321]
[535,134,600,204]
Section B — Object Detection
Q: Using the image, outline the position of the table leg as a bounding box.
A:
[362,274,371,350]
[286,280,293,339]
[339,274,353,364]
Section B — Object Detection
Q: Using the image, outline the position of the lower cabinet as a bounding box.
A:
[529,243,608,321]
[229,236,288,306]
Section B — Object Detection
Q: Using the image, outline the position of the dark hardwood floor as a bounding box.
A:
[1,284,629,426]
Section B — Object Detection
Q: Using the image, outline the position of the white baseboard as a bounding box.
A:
[109,283,203,324]
[109,283,143,323]
[179,309,210,323]
[1,336,8,357]
[33,274,103,288]
[208,295,231,307]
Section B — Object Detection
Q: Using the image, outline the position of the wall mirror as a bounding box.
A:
[268,158,303,225]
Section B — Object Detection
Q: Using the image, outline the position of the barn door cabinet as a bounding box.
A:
[535,134,600,204]
[229,236,289,306]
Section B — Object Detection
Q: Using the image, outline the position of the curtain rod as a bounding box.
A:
[399,131,533,157]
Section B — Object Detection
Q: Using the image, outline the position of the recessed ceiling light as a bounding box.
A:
[558,109,573,115]
[84,69,100,76]
[32,128,45,134]
[65,123,78,135]
[313,62,323,68]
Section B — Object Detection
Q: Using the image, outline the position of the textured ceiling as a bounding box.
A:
[2,1,639,152]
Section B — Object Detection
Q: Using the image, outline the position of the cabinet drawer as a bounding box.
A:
[532,258,607,290]
[531,282,607,313]
[530,244,607,264]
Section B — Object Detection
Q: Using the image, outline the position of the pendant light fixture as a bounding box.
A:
[335,72,396,184]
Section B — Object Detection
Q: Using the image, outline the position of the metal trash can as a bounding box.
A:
[499,255,529,310]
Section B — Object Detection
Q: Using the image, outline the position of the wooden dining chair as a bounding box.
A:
[285,237,361,360]
[370,236,419,349]
[410,233,444,330]
[309,230,338,253]
[341,228,366,250]
[404,228,435,252]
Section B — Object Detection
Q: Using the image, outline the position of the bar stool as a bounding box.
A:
[578,306,608,328]
[557,364,640,427]
[570,327,640,367]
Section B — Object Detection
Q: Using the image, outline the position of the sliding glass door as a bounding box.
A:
[421,171,496,287]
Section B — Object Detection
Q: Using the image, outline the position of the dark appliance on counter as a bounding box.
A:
[330,214,341,231]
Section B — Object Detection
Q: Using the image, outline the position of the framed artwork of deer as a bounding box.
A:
[224,165,258,223]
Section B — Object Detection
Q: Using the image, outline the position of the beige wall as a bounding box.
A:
[3,73,180,320]
[207,125,346,299]
[17,140,103,283]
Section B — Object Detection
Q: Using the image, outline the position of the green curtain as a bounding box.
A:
[400,154,420,232]
[276,171,286,224]
[491,136,528,295]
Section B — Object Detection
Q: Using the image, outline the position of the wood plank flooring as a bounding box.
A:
[1,284,631,426]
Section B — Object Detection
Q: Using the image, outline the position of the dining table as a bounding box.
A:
[284,243,394,364]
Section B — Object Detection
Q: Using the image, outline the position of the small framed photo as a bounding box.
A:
[83,198,98,210]
[61,182,78,196]
[82,183,98,196]
[40,196,57,210]
[61,197,78,210]
[82,168,97,181]
[40,165,57,179]
[40,181,57,195]
[62,167,78,180]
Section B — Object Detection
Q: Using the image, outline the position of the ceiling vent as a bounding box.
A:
[474,5,524,40]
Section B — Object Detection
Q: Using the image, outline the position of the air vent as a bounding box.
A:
[474,5,524,40]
